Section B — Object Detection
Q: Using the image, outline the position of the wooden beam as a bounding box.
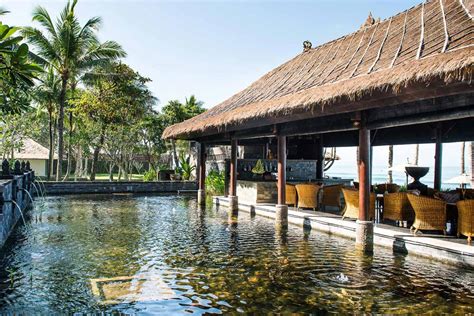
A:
[229,139,237,196]
[277,136,287,205]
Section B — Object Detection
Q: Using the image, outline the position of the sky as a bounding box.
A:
[1,0,471,172]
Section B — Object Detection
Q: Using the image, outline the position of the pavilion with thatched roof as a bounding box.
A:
[164,0,473,250]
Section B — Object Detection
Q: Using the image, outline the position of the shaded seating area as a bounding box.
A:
[163,0,474,253]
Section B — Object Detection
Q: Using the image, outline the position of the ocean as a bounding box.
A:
[326,164,471,190]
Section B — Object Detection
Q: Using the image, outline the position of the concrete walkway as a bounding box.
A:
[214,196,474,267]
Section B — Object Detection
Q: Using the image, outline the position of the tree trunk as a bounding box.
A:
[47,109,54,180]
[388,145,393,184]
[414,144,419,165]
[83,157,88,178]
[63,111,73,180]
[90,126,106,181]
[171,139,179,168]
[108,162,114,182]
[461,142,466,174]
[56,75,68,181]
[74,146,82,181]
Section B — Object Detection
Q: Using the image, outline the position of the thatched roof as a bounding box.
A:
[164,0,474,140]
[14,138,56,160]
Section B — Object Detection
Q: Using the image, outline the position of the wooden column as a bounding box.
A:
[277,136,286,205]
[434,128,443,191]
[229,139,238,196]
[358,126,371,222]
[228,139,239,212]
[198,143,206,205]
[276,135,288,227]
[315,135,324,179]
[356,119,373,252]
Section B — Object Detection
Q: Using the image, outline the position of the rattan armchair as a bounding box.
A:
[320,184,343,211]
[341,188,375,220]
[295,184,321,211]
[407,194,447,235]
[286,184,297,206]
[383,192,414,222]
[456,199,474,244]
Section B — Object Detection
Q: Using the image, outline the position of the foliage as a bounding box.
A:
[206,170,225,195]
[22,0,126,179]
[143,168,157,182]
[252,159,265,175]
[0,18,42,114]
[175,152,195,180]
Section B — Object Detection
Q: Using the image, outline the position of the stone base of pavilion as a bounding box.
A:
[213,196,474,267]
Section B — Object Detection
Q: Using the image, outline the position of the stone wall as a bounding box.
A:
[0,171,35,248]
[43,181,198,195]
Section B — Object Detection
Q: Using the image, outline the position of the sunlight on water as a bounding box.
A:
[0,195,473,314]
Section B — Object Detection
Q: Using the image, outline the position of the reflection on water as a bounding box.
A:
[0,194,473,314]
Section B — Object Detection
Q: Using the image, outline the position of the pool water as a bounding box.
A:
[0,195,473,314]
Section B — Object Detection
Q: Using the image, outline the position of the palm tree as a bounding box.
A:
[414,144,419,165]
[388,145,393,183]
[33,68,60,180]
[22,0,126,180]
[461,142,466,174]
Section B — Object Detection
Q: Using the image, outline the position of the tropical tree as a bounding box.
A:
[162,95,205,167]
[0,17,41,114]
[22,0,126,180]
[74,62,155,180]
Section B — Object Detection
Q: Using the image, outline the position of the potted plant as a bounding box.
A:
[251,159,265,180]
[178,152,196,180]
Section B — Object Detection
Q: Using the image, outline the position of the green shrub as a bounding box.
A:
[206,170,225,195]
[143,169,157,182]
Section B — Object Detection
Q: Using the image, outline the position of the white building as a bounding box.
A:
[14,138,55,177]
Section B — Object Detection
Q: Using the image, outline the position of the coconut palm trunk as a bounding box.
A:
[414,144,419,165]
[47,109,54,180]
[388,145,393,183]
[461,142,466,174]
[56,76,68,181]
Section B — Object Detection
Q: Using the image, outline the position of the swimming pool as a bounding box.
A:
[0,194,472,314]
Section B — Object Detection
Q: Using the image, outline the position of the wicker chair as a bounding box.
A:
[295,184,321,211]
[456,199,474,244]
[341,188,375,220]
[320,184,343,211]
[286,184,297,206]
[407,194,447,235]
[383,192,414,222]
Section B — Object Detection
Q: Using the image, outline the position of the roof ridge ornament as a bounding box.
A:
[361,12,378,29]
[303,40,312,52]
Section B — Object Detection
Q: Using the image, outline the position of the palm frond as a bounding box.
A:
[31,6,57,38]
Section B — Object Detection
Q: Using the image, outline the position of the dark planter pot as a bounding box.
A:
[158,170,174,181]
